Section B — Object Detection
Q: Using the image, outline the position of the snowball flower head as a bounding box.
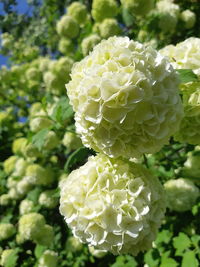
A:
[18,213,46,241]
[0,194,11,206]
[180,9,196,29]
[12,137,27,155]
[58,38,74,55]
[91,0,118,22]
[18,213,54,245]
[67,2,87,25]
[25,164,54,185]
[156,0,180,32]
[43,131,60,150]
[62,132,82,150]
[174,82,200,145]
[67,36,183,159]
[39,190,59,209]
[120,0,154,17]
[60,154,166,255]
[38,250,58,267]
[160,37,200,76]
[164,178,199,212]
[3,155,18,174]
[19,199,35,215]
[182,148,200,179]
[0,223,16,241]
[30,117,53,133]
[99,19,121,39]
[56,15,79,38]
[81,34,101,56]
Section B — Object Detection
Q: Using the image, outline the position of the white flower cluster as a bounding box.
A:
[160,37,200,76]
[67,36,183,159]
[60,154,166,255]
[160,38,200,144]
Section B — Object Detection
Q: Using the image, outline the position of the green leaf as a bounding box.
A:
[173,233,191,256]
[144,249,160,267]
[155,230,173,246]
[182,250,198,267]
[31,128,49,150]
[34,245,46,259]
[176,69,198,83]
[64,147,91,172]
[27,187,42,204]
[160,257,178,267]
[5,249,19,267]
[51,97,73,124]
[122,7,135,27]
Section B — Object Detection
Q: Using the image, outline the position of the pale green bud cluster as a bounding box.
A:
[81,34,101,56]
[120,0,154,17]
[91,0,118,22]
[39,190,59,209]
[43,57,74,95]
[60,154,166,255]
[160,38,200,144]
[58,38,74,55]
[182,149,200,179]
[38,250,58,267]
[3,155,18,174]
[156,0,180,32]
[66,36,183,159]
[62,132,82,150]
[30,117,53,133]
[0,194,11,206]
[25,164,54,186]
[174,82,200,145]
[12,138,27,155]
[1,32,14,49]
[43,131,60,150]
[164,178,199,212]
[180,9,196,29]
[56,15,79,39]
[67,2,87,25]
[18,213,54,246]
[12,158,29,177]
[19,199,35,215]
[66,236,83,252]
[0,223,16,241]
[99,19,121,39]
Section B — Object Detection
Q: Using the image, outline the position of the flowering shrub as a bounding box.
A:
[0,0,200,266]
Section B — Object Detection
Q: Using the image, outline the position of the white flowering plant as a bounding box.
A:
[0,0,200,267]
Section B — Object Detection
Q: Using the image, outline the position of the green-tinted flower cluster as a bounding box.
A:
[17,213,54,246]
[121,0,154,17]
[164,178,199,212]
[160,38,200,144]
[91,0,118,22]
[0,223,16,241]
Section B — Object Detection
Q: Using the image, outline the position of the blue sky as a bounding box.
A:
[0,0,32,66]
